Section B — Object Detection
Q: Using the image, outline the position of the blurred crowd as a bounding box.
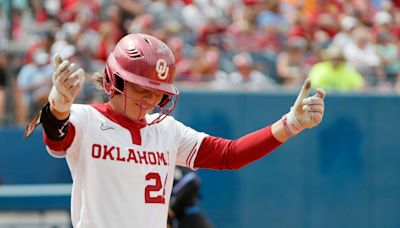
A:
[1,0,400,126]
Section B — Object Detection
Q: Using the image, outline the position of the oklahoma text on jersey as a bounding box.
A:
[91,143,169,166]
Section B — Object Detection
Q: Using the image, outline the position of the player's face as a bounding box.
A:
[124,83,164,119]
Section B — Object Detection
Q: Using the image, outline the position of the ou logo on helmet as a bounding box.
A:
[156,59,169,80]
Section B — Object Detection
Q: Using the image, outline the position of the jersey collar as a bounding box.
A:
[91,103,146,145]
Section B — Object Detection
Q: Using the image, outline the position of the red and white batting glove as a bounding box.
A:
[283,79,326,136]
[48,54,85,113]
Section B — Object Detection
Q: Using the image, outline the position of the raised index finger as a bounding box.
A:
[293,79,311,112]
[54,54,63,67]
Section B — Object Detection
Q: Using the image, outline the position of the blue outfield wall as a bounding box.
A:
[0,91,399,228]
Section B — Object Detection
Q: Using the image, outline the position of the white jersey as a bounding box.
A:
[46,103,208,228]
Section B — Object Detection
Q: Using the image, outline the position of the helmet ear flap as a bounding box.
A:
[103,67,116,97]
[115,76,124,93]
[158,95,172,108]
[104,64,125,97]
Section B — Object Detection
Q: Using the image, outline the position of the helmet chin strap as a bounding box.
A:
[123,83,127,117]
[114,82,153,122]
[110,83,177,125]
[137,102,147,121]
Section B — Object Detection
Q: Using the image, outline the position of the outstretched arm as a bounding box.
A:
[194,79,326,170]
[24,55,84,139]
[41,55,85,153]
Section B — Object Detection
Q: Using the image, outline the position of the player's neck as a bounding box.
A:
[108,99,144,122]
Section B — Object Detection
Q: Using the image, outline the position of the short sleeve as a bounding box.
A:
[174,120,208,169]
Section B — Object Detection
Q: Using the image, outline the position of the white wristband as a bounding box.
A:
[48,86,73,113]
[284,110,304,136]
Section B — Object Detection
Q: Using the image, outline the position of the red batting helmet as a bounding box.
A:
[103,33,179,123]
[104,33,178,97]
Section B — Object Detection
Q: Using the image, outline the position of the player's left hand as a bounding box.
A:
[284,79,326,136]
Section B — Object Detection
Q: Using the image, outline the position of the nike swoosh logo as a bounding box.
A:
[58,129,65,137]
[58,121,69,137]
[100,122,114,131]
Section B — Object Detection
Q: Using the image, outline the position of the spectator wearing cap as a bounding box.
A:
[373,11,393,31]
[343,26,385,87]
[308,46,365,92]
[371,10,400,43]
[330,15,358,50]
[230,52,276,90]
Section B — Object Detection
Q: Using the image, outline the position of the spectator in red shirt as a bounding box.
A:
[197,18,227,49]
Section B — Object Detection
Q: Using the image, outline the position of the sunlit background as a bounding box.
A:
[0,0,400,227]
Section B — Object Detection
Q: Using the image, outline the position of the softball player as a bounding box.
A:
[28,34,325,228]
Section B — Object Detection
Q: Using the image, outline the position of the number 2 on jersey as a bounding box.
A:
[145,172,166,204]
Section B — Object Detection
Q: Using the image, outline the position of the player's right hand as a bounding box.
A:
[48,54,85,113]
